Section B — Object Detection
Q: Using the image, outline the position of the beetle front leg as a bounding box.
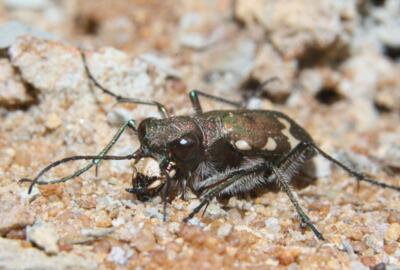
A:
[23,119,138,193]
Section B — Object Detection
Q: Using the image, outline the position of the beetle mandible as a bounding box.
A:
[22,51,400,241]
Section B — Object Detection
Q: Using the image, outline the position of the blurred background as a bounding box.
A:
[1,0,399,113]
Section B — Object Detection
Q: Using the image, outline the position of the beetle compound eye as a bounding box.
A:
[170,134,200,161]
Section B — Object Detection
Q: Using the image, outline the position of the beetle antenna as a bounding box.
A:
[20,153,138,194]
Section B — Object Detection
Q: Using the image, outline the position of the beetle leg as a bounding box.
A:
[21,120,138,194]
[188,77,281,114]
[81,51,169,118]
[162,173,172,221]
[302,142,400,192]
[273,140,400,192]
[283,141,400,192]
[183,169,260,222]
[189,90,243,114]
[201,201,210,218]
[271,166,325,240]
[183,161,325,240]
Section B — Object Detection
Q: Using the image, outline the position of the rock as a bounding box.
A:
[178,8,228,50]
[108,146,135,174]
[144,206,164,221]
[84,47,160,100]
[26,221,59,254]
[334,150,381,175]
[363,0,400,49]
[234,0,265,28]
[8,36,87,95]
[299,67,341,98]
[312,155,332,178]
[265,217,281,234]
[235,0,355,59]
[339,51,395,100]
[0,192,35,236]
[96,16,136,48]
[44,112,62,130]
[107,246,133,265]
[217,223,232,238]
[375,85,400,112]
[140,53,181,78]
[80,227,115,238]
[385,223,400,242]
[132,229,156,252]
[0,237,98,270]
[0,59,33,107]
[94,210,113,228]
[378,133,400,169]
[186,217,205,227]
[203,201,226,220]
[364,234,384,253]
[202,38,256,85]
[250,44,297,102]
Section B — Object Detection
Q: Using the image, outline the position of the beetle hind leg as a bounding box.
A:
[299,142,400,192]
[183,161,325,240]
[271,166,325,240]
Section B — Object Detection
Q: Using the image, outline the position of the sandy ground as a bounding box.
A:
[0,1,399,269]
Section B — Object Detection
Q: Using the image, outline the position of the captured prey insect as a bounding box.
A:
[21,52,400,241]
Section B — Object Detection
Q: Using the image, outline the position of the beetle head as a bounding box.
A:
[137,116,204,171]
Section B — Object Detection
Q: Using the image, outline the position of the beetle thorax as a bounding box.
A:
[137,117,205,168]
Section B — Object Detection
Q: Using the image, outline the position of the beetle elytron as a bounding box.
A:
[21,52,400,240]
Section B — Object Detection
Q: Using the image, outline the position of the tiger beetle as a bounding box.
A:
[21,51,400,241]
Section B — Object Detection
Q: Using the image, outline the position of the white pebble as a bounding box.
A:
[217,223,233,237]
[26,221,59,254]
[107,246,133,265]
[265,217,281,233]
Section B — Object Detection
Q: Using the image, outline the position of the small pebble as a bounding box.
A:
[26,221,59,254]
[44,113,62,129]
[107,246,133,265]
[385,223,400,242]
[217,223,232,238]
[265,217,281,234]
